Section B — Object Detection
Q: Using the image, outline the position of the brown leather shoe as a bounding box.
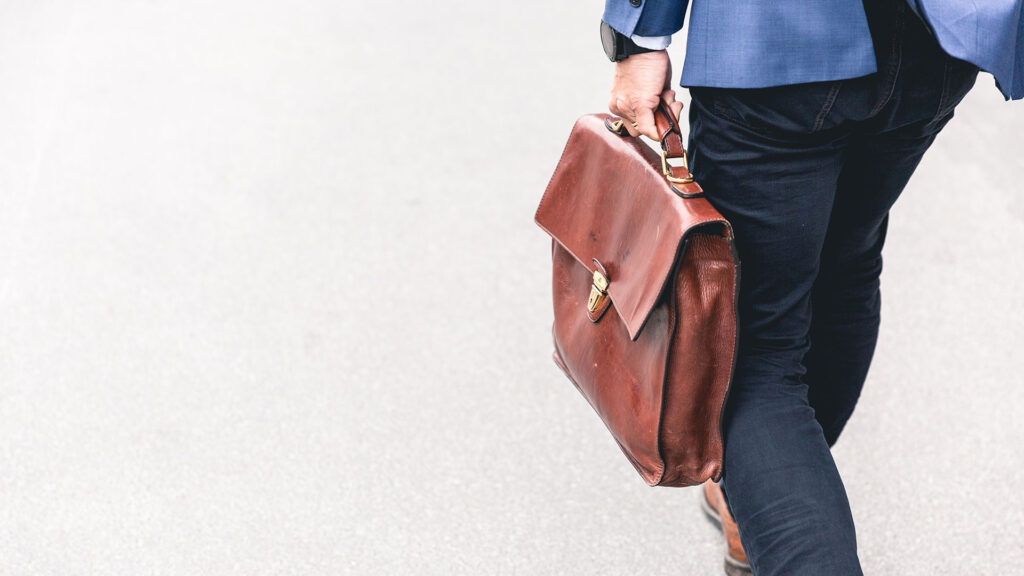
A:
[702,481,752,576]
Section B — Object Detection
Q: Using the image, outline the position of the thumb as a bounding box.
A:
[661,90,684,121]
[669,100,684,121]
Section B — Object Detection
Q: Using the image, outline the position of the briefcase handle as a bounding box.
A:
[606,101,694,185]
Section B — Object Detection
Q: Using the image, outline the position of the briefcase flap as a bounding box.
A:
[535,114,729,341]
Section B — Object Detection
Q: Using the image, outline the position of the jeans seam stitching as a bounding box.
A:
[932,59,960,124]
[812,82,843,133]
[869,8,905,117]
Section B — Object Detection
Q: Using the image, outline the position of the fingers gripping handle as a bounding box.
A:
[607,102,685,156]
[605,101,693,185]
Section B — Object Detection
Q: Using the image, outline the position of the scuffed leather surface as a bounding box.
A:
[659,233,738,485]
[536,114,739,487]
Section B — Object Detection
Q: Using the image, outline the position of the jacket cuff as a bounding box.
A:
[602,0,646,37]
[603,1,687,37]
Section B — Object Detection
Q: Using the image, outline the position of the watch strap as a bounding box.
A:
[618,33,656,60]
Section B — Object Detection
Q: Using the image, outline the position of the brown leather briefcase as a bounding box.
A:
[534,103,740,487]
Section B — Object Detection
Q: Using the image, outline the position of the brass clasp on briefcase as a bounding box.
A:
[587,269,609,314]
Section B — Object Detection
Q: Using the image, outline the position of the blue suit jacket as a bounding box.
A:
[603,0,1024,100]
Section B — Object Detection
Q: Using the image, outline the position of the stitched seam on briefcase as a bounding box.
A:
[652,242,683,487]
[714,237,742,483]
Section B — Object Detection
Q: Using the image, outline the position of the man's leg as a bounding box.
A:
[688,84,863,576]
[804,121,948,446]
[804,0,979,445]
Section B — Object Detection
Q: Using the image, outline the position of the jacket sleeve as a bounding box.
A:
[602,0,689,37]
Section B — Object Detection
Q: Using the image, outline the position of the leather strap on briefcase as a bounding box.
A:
[534,103,740,487]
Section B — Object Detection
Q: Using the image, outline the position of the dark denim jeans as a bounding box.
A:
[686,1,979,574]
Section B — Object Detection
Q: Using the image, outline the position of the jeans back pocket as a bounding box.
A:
[690,80,844,136]
[933,57,980,122]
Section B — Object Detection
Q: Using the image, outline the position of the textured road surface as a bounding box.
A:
[1,2,1022,575]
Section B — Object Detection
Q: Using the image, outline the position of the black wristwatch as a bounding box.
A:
[601,20,656,62]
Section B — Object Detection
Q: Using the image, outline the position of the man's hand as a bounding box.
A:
[608,50,684,140]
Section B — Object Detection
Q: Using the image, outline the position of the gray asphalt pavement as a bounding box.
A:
[1,1,1022,574]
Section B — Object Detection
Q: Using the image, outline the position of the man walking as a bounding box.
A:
[599,1,1023,574]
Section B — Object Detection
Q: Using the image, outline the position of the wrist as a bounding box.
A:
[615,50,668,68]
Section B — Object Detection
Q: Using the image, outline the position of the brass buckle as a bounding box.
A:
[587,269,609,314]
[660,149,694,184]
